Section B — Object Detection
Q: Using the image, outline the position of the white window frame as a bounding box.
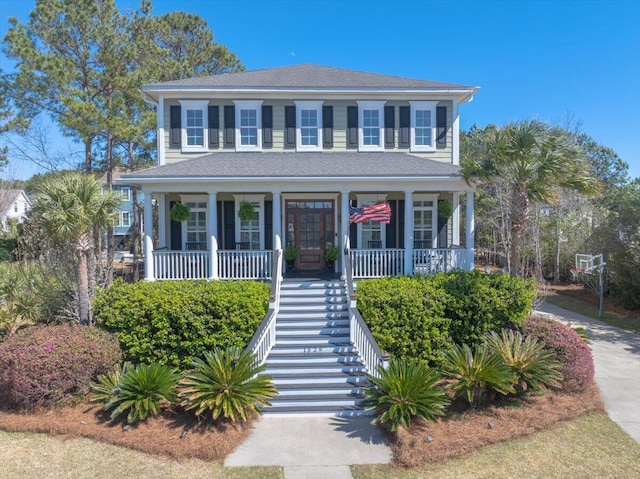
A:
[234,100,263,152]
[233,194,265,250]
[410,101,437,152]
[180,195,208,250]
[179,100,209,153]
[295,101,323,152]
[413,194,439,248]
[119,211,131,228]
[355,194,387,249]
[357,101,385,152]
[117,187,131,202]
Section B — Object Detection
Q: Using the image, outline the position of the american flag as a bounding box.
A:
[349,202,391,224]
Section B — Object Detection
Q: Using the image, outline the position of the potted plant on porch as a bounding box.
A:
[325,244,339,271]
[284,246,297,273]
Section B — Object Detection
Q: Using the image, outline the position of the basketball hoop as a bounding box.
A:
[569,267,585,282]
[574,253,606,318]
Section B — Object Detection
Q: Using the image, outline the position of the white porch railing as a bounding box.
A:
[218,250,273,280]
[350,249,405,279]
[153,251,210,280]
[413,248,468,275]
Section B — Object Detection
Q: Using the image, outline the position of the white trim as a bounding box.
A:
[118,211,131,228]
[452,192,460,245]
[357,101,385,152]
[452,100,460,165]
[233,194,265,249]
[157,95,165,165]
[355,193,387,248]
[295,100,323,152]
[410,101,437,152]
[179,100,209,153]
[234,100,263,152]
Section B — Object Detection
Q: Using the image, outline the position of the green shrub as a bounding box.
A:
[90,361,131,406]
[0,324,122,409]
[440,342,516,408]
[0,238,17,262]
[95,280,269,370]
[178,346,277,422]
[92,362,179,424]
[523,316,594,392]
[356,277,451,364]
[357,272,536,364]
[484,329,563,394]
[364,359,449,431]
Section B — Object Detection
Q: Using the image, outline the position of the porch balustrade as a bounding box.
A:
[350,248,405,278]
[217,250,273,280]
[153,250,210,280]
[412,247,468,274]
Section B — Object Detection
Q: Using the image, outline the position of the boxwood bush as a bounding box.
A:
[94,280,269,370]
[357,271,536,364]
[0,324,122,409]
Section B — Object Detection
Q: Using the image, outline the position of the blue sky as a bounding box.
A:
[1,0,639,180]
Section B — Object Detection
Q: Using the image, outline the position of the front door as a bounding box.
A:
[286,200,335,271]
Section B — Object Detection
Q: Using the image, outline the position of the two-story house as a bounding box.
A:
[101,169,144,253]
[122,64,479,281]
[0,189,32,233]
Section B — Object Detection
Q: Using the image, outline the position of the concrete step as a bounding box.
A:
[274,335,351,345]
[264,363,365,375]
[281,280,345,288]
[277,311,349,320]
[266,354,361,365]
[265,397,365,408]
[279,288,347,297]
[279,296,348,305]
[275,385,367,396]
[270,372,369,385]
[279,303,349,312]
[276,327,351,337]
[275,319,350,328]
[269,344,357,354]
[260,405,371,417]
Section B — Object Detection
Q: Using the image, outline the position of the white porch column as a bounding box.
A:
[340,190,350,280]
[143,189,154,281]
[157,95,165,166]
[452,192,460,246]
[404,190,414,275]
[272,189,282,251]
[208,191,218,280]
[466,191,475,270]
[157,193,166,248]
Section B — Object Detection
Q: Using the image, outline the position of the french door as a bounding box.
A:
[286,200,334,271]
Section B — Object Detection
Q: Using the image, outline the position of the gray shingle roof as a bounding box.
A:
[122,152,462,181]
[144,64,475,91]
[0,189,25,216]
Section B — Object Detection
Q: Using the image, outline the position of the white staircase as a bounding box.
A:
[261,279,369,416]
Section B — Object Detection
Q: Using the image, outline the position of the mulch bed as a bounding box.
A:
[390,383,605,467]
[0,400,253,463]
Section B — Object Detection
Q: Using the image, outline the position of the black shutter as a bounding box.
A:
[223,201,235,250]
[264,201,273,250]
[436,106,447,148]
[216,201,223,246]
[208,106,219,147]
[349,200,357,248]
[347,106,358,149]
[386,200,397,247]
[284,106,296,148]
[399,106,410,148]
[169,201,182,250]
[224,105,235,147]
[169,106,181,148]
[398,200,405,249]
[384,105,395,148]
[438,211,449,248]
[322,105,333,148]
[262,105,273,147]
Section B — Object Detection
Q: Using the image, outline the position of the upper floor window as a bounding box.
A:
[410,101,437,152]
[179,100,209,153]
[117,187,131,202]
[295,101,323,151]
[234,100,262,151]
[14,202,18,213]
[357,101,385,152]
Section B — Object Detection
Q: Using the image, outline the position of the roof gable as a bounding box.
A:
[0,189,31,216]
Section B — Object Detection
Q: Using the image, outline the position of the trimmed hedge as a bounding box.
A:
[0,324,122,409]
[94,280,270,370]
[357,271,536,364]
[523,315,595,392]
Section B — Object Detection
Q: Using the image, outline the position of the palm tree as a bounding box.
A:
[35,172,120,324]
[461,120,601,276]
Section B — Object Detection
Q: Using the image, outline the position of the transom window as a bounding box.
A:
[295,101,323,151]
[179,100,209,153]
[357,101,385,151]
[410,101,437,152]
[234,100,262,151]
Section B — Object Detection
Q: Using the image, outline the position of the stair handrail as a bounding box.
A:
[344,245,387,379]
[246,246,282,365]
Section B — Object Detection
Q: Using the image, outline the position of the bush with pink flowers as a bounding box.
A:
[523,316,594,391]
[0,324,122,409]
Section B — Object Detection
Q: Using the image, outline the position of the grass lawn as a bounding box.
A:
[0,430,284,479]
[352,413,640,479]
[545,292,640,334]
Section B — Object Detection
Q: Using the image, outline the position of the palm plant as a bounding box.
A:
[364,359,450,432]
[483,330,563,394]
[90,362,132,406]
[440,343,516,408]
[92,362,179,424]
[461,120,601,276]
[178,346,277,423]
[34,172,120,323]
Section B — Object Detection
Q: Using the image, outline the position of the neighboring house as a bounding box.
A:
[0,189,32,233]
[122,64,479,281]
[101,170,144,251]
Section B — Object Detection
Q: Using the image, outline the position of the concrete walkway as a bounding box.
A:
[536,302,640,443]
[224,416,392,479]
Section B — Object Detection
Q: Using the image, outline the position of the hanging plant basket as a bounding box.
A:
[438,199,453,218]
[170,202,190,222]
[238,201,255,221]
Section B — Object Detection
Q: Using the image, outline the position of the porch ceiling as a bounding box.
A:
[121,152,463,183]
